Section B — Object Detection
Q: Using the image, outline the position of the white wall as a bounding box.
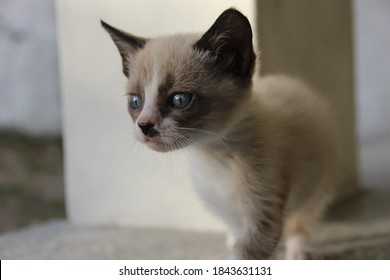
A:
[354,0,390,144]
[57,0,255,231]
[353,0,390,189]
[0,0,61,136]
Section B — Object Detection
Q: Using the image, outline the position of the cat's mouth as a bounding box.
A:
[143,136,163,150]
[142,135,189,152]
[143,136,172,152]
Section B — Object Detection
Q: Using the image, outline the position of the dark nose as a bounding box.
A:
[138,122,158,137]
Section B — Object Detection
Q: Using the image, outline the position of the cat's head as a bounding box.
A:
[102,8,256,152]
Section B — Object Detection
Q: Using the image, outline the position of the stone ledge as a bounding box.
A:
[0,220,227,259]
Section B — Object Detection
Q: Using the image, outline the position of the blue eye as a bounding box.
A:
[171,92,192,109]
[129,95,142,110]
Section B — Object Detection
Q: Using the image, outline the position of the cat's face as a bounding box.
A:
[102,9,256,152]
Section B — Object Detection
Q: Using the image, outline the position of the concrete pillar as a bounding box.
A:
[256,0,359,196]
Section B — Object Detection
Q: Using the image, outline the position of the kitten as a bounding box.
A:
[102,8,341,259]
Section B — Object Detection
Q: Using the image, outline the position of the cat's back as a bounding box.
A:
[251,74,337,142]
[250,75,341,209]
[251,74,340,179]
[253,75,330,121]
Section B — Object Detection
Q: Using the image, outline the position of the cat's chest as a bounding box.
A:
[188,148,246,231]
[190,149,240,192]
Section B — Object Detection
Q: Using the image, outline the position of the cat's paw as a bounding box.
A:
[286,250,319,260]
[225,233,236,250]
[285,234,320,260]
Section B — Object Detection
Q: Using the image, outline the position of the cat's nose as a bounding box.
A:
[138,122,158,137]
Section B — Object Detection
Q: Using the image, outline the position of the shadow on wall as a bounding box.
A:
[328,188,390,223]
[0,132,65,234]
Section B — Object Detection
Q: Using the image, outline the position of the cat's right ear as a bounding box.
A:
[101,20,147,77]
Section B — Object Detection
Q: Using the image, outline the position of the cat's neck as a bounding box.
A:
[193,89,267,158]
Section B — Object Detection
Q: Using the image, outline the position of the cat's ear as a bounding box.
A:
[101,20,147,77]
[194,8,256,78]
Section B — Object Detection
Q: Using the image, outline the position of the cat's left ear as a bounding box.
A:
[194,8,256,79]
[101,20,147,77]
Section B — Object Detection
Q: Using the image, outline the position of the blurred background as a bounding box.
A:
[0,0,64,234]
[0,0,389,235]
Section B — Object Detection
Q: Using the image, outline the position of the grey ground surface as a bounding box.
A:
[0,221,228,259]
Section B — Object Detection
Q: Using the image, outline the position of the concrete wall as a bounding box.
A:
[57,0,255,231]
[0,0,61,136]
[257,0,358,194]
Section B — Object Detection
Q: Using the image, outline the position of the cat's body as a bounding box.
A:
[189,76,339,259]
[102,9,341,259]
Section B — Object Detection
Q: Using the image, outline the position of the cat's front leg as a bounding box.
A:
[230,195,285,260]
[232,215,283,260]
